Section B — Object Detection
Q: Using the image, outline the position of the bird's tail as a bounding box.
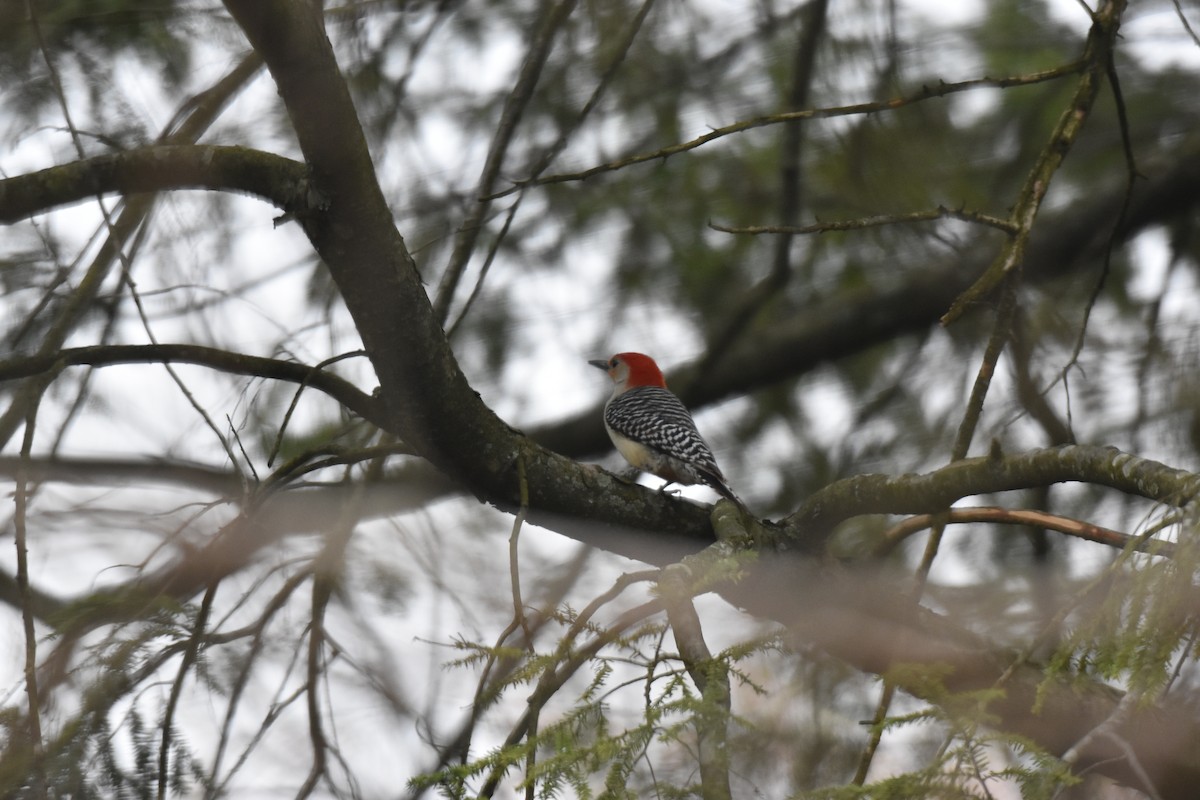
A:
[698,468,741,505]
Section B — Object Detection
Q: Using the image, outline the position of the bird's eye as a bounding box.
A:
[611,358,620,368]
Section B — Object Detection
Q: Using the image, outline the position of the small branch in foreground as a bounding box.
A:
[474,582,663,798]
[660,565,732,800]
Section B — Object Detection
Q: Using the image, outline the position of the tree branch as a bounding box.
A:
[218,0,731,551]
[942,0,1128,323]
[0,343,383,426]
[0,145,313,224]
[486,61,1088,198]
[875,505,1173,558]
[782,444,1199,549]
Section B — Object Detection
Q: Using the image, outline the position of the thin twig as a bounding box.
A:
[1060,46,1141,377]
[158,582,219,800]
[433,0,580,323]
[710,206,1018,237]
[950,276,1020,463]
[268,349,369,467]
[873,505,1174,558]
[418,549,593,789]
[852,682,896,785]
[660,565,732,800]
[1171,0,1200,47]
[486,62,1087,199]
[14,397,44,795]
[445,0,662,341]
[942,0,1127,324]
[685,0,830,400]
[914,275,1019,585]
[861,270,1016,784]
[207,567,312,790]
[476,586,663,797]
[510,456,532,644]
[0,343,382,426]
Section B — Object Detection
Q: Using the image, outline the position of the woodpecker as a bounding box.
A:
[589,352,738,502]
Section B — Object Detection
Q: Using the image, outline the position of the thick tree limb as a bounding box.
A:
[218,0,722,549]
[0,145,313,224]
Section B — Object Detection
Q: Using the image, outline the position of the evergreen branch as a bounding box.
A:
[476,594,664,797]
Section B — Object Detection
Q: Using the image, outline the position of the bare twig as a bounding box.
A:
[1060,45,1142,378]
[950,275,1020,462]
[0,344,383,426]
[686,0,831,395]
[158,582,219,800]
[942,0,1128,324]
[874,505,1174,558]
[1060,693,1161,799]
[487,62,1087,198]
[433,0,580,324]
[207,567,313,794]
[856,272,1016,786]
[710,206,1018,237]
[267,349,370,467]
[510,457,532,644]
[297,454,381,799]
[1171,0,1200,48]
[14,397,44,794]
[446,0,658,339]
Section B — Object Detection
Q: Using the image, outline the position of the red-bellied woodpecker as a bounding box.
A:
[589,352,738,502]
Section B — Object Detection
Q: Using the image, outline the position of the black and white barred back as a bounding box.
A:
[604,385,735,500]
